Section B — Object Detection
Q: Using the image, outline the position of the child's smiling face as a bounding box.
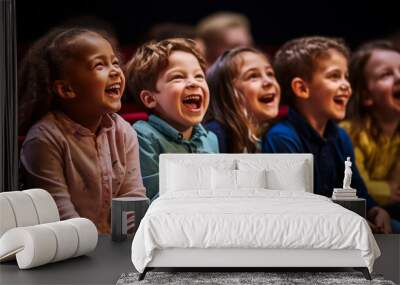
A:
[305,49,351,122]
[150,50,209,133]
[233,51,280,125]
[62,32,125,116]
[363,49,400,118]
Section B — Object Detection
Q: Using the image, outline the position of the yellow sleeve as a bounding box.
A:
[339,121,351,132]
[354,147,392,205]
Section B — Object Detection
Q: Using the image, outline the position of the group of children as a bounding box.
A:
[18,26,400,234]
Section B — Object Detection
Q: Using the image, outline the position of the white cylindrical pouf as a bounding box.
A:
[1,192,39,227]
[0,196,17,237]
[0,226,57,269]
[66,218,98,257]
[24,189,60,223]
[0,217,97,269]
[42,221,79,262]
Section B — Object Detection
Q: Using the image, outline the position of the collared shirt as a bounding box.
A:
[341,119,400,205]
[21,111,146,233]
[262,108,377,210]
[134,114,219,200]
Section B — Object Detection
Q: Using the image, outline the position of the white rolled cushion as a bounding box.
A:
[0,196,17,237]
[42,221,79,262]
[236,169,267,188]
[1,191,39,227]
[65,218,98,257]
[0,225,57,269]
[167,162,212,191]
[266,168,307,191]
[212,168,237,190]
[24,189,60,223]
[0,218,97,269]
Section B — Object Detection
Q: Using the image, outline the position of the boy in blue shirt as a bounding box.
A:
[126,39,219,200]
[262,36,392,233]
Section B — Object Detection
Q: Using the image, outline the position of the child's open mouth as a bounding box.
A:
[258,93,276,104]
[105,83,121,98]
[182,94,202,111]
[333,95,348,107]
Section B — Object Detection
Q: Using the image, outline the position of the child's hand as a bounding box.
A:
[367,206,392,234]
[388,180,400,204]
[367,221,381,233]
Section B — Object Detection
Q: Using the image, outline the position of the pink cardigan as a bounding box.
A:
[21,111,146,233]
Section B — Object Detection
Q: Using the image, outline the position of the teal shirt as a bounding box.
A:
[133,115,219,200]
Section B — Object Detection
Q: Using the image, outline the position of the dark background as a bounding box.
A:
[17,0,399,52]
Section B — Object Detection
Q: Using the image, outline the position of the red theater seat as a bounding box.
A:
[278,105,289,119]
[121,112,148,124]
[119,103,145,114]
[119,103,149,123]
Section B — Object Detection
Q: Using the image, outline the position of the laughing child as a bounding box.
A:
[205,46,280,153]
[126,38,219,200]
[341,40,400,225]
[262,36,392,233]
[19,28,146,233]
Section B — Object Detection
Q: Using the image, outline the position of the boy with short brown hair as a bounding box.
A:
[263,36,392,233]
[126,38,218,200]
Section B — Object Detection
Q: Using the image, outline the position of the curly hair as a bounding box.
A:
[347,40,400,139]
[205,46,268,153]
[125,38,206,111]
[18,27,117,134]
[273,36,350,107]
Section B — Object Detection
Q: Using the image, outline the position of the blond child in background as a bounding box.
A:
[19,28,146,233]
[126,39,218,201]
[197,12,253,66]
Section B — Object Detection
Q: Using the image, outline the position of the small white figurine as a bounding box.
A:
[343,157,352,189]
